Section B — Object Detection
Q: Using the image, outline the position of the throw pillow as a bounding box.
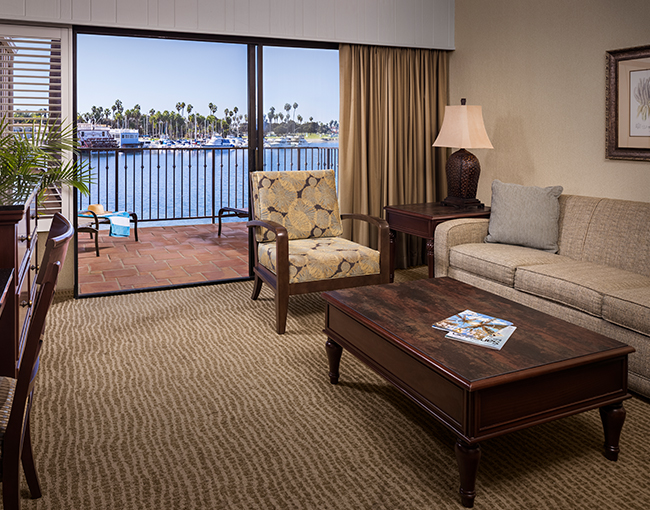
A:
[485,180,563,253]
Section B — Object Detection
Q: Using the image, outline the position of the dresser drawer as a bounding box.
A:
[16,197,37,277]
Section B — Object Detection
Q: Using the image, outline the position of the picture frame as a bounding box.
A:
[606,45,650,161]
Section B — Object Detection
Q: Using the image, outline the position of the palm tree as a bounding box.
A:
[149,108,155,136]
[113,99,124,128]
[292,102,298,132]
[284,103,291,123]
[187,104,194,139]
[208,103,218,134]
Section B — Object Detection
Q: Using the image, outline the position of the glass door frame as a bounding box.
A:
[72,26,336,297]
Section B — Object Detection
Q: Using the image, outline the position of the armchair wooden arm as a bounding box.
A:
[341,213,390,284]
[246,219,290,302]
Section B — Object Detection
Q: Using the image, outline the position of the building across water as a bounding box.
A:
[77,123,118,148]
[78,123,142,148]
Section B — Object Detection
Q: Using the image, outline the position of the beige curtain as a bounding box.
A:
[339,44,449,268]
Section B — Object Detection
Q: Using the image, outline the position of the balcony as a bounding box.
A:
[76,145,339,295]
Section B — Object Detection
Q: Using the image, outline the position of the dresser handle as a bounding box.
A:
[20,300,33,308]
[30,264,38,272]
[19,234,32,243]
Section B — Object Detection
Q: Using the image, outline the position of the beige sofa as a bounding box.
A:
[434,194,650,398]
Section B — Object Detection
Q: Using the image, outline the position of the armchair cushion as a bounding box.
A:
[258,238,380,284]
[250,170,343,243]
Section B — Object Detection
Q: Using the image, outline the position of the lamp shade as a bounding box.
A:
[433,104,493,149]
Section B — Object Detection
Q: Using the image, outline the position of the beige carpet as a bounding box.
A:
[12,267,650,509]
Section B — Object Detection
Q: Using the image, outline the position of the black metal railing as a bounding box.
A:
[77,145,339,223]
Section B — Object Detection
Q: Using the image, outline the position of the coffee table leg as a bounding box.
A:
[325,338,343,384]
[599,403,626,461]
[455,439,481,508]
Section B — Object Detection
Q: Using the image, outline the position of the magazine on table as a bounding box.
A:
[432,309,516,350]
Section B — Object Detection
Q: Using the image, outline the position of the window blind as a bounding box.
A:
[1,34,63,215]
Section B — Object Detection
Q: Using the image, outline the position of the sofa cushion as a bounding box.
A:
[485,180,563,253]
[515,261,650,317]
[258,237,380,284]
[556,195,601,259]
[450,243,568,286]
[602,287,650,337]
[581,198,650,277]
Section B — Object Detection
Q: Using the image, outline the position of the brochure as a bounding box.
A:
[432,309,516,350]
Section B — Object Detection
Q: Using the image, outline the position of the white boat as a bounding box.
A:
[226,136,246,148]
[110,128,142,148]
[202,135,234,148]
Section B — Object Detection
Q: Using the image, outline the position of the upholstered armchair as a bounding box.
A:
[247,170,390,334]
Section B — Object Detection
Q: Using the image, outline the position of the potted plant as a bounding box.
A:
[0,114,92,206]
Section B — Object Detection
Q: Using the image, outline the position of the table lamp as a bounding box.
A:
[433,98,493,208]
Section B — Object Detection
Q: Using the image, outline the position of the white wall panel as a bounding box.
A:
[26,0,60,20]
[147,0,158,27]
[90,0,116,24]
[72,0,91,21]
[316,0,336,41]
[335,0,358,42]
[2,0,25,17]
[233,1,250,34]
[116,0,147,27]
[175,0,198,30]
[157,0,176,28]
[395,0,418,47]
[377,0,396,46]
[249,0,269,36]
[301,0,318,41]
[197,0,226,33]
[432,0,453,49]
[0,0,454,49]
[269,0,294,38]
[60,0,72,20]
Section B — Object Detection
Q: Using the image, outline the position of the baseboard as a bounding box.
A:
[53,288,74,303]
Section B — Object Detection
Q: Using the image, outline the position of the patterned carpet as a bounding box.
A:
[13,267,650,509]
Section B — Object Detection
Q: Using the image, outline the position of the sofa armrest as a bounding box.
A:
[434,218,489,277]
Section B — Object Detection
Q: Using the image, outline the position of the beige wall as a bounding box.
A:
[451,0,650,205]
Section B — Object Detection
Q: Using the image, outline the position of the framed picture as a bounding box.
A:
[606,45,650,160]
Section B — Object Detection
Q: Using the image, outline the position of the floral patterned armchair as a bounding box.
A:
[248,170,390,334]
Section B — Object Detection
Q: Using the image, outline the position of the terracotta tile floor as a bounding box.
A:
[77,222,249,294]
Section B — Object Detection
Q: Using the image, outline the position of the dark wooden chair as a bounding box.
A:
[1,212,73,509]
[247,170,390,334]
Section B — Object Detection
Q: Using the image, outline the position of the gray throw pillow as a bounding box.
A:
[485,180,564,253]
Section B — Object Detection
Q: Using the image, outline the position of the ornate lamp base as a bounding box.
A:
[443,148,484,209]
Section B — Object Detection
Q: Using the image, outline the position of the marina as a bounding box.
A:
[77,141,339,227]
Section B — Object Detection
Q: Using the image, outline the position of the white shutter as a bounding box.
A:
[0,26,69,218]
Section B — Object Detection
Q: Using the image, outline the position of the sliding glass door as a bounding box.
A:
[74,31,337,297]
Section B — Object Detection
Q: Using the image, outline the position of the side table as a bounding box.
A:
[384,202,491,281]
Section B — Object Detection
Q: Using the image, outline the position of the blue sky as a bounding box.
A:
[77,34,339,124]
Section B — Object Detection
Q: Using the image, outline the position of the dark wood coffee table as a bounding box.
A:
[322,277,634,508]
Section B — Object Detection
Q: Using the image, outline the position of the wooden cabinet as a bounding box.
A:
[0,187,38,377]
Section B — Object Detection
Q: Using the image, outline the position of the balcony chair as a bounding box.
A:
[217,206,248,236]
[1,212,73,509]
[77,204,139,257]
[248,169,390,334]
